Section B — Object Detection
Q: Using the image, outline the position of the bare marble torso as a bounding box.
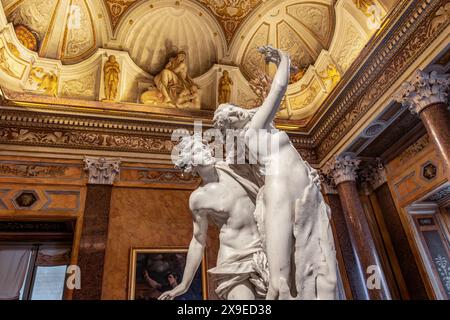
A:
[189,169,261,264]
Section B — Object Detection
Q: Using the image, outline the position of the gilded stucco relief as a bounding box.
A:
[6,0,57,45]
[286,3,333,47]
[242,22,270,80]
[0,38,25,79]
[61,0,96,62]
[61,74,96,99]
[195,0,262,44]
[0,0,379,126]
[334,23,366,72]
[103,0,138,31]
[27,66,58,97]
[277,20,315,81]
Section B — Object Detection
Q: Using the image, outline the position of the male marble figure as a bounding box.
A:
[213,46,337,300]
[158,134,268,300]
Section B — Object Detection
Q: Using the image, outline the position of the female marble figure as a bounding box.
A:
[159,134,268,300]
[213,46,337,300]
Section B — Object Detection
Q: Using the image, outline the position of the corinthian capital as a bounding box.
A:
[324,154,361,185]
[359,159,388,193]
[394,70,450,114]
[319,171,338,195]
[84,157,121,185]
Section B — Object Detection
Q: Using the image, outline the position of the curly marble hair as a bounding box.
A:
[174,133,213,173]
[213,104,259,131]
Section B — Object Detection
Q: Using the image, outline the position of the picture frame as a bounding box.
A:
[128,247,208,300]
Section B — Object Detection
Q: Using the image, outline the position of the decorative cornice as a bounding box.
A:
[137,168,199,184]
[0,109,318,163]
[0,126,175,154]
[426,185,450,207]
[398,134,430,163]
[84,157,121,185]
[394,70,450,114]
[0,162,67,178]
[312,0,450,160]
[323,154,361,185]
[0,1,447,166]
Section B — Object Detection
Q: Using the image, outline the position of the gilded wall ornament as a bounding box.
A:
[316,0,449,161]
[14,24,38,52]
[0,45,17,78]
[0,127,174,154]
[137,169,198,184]
[104,0,139,31]
[286,3,332,47]
[62,0,96,61]
[218,70,233,104]
[0,163,67,178]
[195,0,262,44]
[7,0,57,41]
[103,55,120,101]
[28,67,58,97]
[319,64,341,92]
[352,0,376,16]
[61,75,96,98]
[141,51,200,109]
[430,3,450,34]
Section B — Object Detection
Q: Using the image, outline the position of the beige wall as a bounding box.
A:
[101,187,219,300]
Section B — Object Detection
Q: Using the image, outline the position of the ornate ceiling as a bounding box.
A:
[0,0,394,125]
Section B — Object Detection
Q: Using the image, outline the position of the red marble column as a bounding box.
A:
[419,103,450,180]
[72,157,120,300]
[395,70,450,180]
[325,155,391,300]
[72,185,112,300]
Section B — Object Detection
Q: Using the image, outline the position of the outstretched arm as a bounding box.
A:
[158,209,208,300]
[249,47,291,130]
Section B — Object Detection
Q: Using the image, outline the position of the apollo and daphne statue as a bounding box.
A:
[159,46,338,300]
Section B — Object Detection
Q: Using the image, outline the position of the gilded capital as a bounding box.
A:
[324,154,361,185]
[394,70,450,114]
[84,157,121,185]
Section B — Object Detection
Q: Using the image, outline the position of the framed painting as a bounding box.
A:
[128,247,208,300]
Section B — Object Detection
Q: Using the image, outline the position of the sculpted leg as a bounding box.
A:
[264,195,295,300]
[226,281,256,300]
[157,71,173,103]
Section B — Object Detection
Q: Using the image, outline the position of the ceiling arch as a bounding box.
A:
[113,1,225,77]
[233,0,335,80]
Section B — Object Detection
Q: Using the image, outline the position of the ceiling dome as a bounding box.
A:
[122,6,218,77]
[235,0,335,81]
[2,0,100,63]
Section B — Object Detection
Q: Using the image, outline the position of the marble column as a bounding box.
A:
[325,154,390,300]
[395,70,450,180]
[72,157,120,300]
[320,174,357,299]
[362,160,428,299]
